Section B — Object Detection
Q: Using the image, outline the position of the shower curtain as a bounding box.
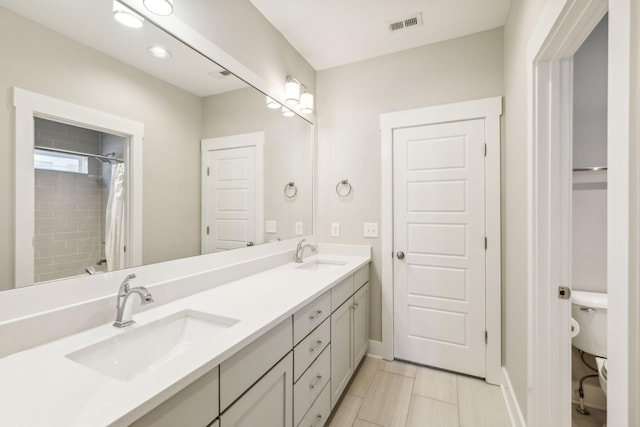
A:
[105,162,126,272]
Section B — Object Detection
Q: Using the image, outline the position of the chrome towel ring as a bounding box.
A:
[284,182,297,198]
[336,179,352,198]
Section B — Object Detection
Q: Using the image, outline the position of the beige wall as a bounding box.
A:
[201,88,314,241]
[502,0,547,417]
[176,0,316,100]
[316,28,504,342]
[0,8,202,290]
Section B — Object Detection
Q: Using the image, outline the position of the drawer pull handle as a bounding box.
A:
[311,414,323,427]
[309,375,323,390]
[580,307,596,312]
[309,310,323,320]
[309,340,323,353]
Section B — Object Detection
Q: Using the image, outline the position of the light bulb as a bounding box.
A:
[148,45,172,59]
[143,0,174,16]
[113,1,144,29]
[285,79,300,106]
[282,106,295,117]
[300,92,314,114]
[266,96,280,109]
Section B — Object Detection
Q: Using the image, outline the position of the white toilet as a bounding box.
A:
[571,290,608,396]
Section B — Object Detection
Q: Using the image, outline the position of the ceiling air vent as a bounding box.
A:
[388,12,423,32]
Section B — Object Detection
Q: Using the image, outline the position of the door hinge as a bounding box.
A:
[484,237,487,250]
[207,167,210,176]
[391,251,394,258]
[123,245,126,253]
[206,226,210,235]
[485,330,488,344]
[484,143,487,156]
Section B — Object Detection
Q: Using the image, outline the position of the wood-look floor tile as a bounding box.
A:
[413,365,458,404]
[352,419,383,427]
[348,357,381,397]
[358,370,414,427]
[328,394,363,427]
[379,359,417,378]
[457,375,511,427]
[406,394,458,427]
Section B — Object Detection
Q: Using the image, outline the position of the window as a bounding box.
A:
[34,149,88,174]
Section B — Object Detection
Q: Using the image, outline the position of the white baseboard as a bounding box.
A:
[367,339,384,358]
[502,367,526,427]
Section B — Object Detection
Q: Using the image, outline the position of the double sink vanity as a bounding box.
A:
[0,243,371,426]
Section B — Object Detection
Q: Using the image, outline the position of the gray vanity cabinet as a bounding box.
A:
[220,352,293,427]
[330,265,370,409]
[131,366,219,427]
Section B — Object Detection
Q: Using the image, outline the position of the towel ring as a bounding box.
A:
[284,182,297,198]
[336,180,352,198]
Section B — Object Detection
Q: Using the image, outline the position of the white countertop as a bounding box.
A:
[0,253,370,426]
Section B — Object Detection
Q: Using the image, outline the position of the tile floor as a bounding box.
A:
[327,357,512,427]
[571,403,607,427]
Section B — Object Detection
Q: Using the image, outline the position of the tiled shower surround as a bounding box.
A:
[33,118,124,283]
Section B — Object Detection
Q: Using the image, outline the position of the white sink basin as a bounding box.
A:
[296,259,347,272]
[66,310,239,381]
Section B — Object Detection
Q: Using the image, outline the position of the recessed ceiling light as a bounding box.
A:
[143,0,174,16]
[113,1,144,29]
[147,45,172,59]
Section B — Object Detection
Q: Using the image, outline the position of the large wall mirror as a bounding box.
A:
[0,0,313,290]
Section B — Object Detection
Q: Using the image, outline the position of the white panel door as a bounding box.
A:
[393,119,486,377]
[205,146,256,252]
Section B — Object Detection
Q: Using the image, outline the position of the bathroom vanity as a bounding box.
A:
[0,245,370,426]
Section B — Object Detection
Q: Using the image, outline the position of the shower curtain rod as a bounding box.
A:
[34,145,124,163]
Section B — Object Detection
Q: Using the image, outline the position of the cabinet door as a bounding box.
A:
[221,352,293,427]
[132,367,219,427]
[353,282,369,368]
[330,298,353,409]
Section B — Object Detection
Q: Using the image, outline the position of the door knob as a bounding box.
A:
[396,251,405,260]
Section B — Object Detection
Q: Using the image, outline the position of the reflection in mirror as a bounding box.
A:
[0,0,313,290]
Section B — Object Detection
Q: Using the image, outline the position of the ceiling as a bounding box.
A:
[249,0,512,70]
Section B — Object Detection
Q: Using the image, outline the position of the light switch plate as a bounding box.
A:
[331,223,340,237]
[265,220,277,233]
[363,222,378,238]
[295,222,303,236]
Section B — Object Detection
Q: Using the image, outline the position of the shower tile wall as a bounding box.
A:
[33,118,105,282]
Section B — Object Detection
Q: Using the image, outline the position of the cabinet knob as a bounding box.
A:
[396,251,405,260]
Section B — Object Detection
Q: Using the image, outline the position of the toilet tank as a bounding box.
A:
[571,290,607,357]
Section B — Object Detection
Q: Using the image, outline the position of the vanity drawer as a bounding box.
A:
[354,265,369,290]
[297,382,330,427]
[330,275,354,312]
[132,366,219,427]
[293,345,331,426]
[220,318,292,411]
[293,291,330,345]
[294,317,330,381]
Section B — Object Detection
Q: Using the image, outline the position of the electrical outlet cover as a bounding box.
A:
[331,223,340,237]
[363,222,378,238]
[295,222,303,235]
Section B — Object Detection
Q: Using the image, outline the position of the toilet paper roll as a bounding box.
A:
[570,317,580,338]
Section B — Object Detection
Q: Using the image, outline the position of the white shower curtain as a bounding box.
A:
[105,162,126,272]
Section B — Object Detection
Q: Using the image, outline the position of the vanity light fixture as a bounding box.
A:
[113,1,144,29]
[147,45,172,59]
[283,76,314,113]
[285,76,301,106]
[266,96,280,109]
[143,0,174,16]
[282,106,295,117]
[299,91,314,114]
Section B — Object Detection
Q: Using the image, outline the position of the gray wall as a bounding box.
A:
[0,7,202,290]
[316,28,504,342]
[502,0,548,417]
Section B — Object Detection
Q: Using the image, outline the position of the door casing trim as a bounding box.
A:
[380,96,503,384]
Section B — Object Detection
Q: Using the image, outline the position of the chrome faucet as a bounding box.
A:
[295,238,317,263]
[113,273,154,328]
